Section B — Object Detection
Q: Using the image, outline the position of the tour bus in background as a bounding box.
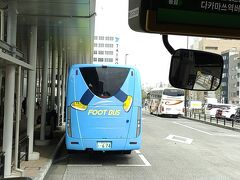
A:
[158,88,185,117]
[148,88,164,115]
[66,64,142,154]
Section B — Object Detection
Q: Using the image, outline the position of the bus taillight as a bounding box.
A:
[136,107,141,137]
[67,106,72,137]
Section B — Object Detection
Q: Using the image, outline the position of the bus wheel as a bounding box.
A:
[67,150,75,154]
[123,150,132,154]
[68,150,83,155]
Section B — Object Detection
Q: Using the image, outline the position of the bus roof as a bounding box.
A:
[150,88,165,91]
[70,64,139,70]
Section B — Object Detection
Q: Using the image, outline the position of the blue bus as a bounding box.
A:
[66,64,142,153]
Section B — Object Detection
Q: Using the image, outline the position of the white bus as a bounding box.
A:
[158,88,185,117]
[148,88,164,115]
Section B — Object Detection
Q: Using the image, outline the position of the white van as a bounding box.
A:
[205,103,231,117]
[221,105,238,119]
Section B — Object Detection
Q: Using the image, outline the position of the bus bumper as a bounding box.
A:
[66,137,141,151]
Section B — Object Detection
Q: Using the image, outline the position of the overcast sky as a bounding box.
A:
[94,0,194,87]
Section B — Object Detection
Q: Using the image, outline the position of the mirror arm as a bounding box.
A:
[162,34,175,55]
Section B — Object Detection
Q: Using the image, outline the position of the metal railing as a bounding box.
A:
[0,137,29,177]
[17,136,29,168]
[0,39,26,62]
[186,112,240,130]
[0,151,5,178]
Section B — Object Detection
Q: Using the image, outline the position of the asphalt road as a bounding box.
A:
[45,111,240,180]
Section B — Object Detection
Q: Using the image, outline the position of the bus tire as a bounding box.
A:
[123,150,132,154]
[67,150,76,155]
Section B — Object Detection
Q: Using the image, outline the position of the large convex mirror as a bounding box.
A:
[169,49,223,91]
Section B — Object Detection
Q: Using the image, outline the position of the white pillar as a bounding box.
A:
[48,37,52,110]
[3,66,15,177]
[61,50,66,125]
[14,66,21,169]
[51,30,58,111]
[40,31,50,142]
[2,1,17,177]
[0,69,3,106]
[27,25,39,160]
[0,9,4,40]
[57,40,62,126]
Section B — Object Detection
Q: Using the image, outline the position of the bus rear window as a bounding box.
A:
[163,89,184,96]
[80,67,130,98]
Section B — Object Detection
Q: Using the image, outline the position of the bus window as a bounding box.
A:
[163,89,184,97]
[80,67,130,98]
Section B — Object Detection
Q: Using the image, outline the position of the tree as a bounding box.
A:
[142,89,147,105]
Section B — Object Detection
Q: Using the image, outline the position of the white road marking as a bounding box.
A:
[135,150,141,154]
[215,134,240,137]
[173,122,213,135]
[166,134,193,144]
[67,164,102,167]
[173,122,240,137]
[67,151,151,167]
[116,150,151,167]
[116,164,149,167]
[138,154,151,166]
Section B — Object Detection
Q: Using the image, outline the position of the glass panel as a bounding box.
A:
[163,89,184,96]
[80,67,130,98]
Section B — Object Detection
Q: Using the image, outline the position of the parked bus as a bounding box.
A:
[66,64,142,153]
[148,88,164,115]
[158,88,185,117]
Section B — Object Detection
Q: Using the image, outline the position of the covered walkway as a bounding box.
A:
[0,0,96,178]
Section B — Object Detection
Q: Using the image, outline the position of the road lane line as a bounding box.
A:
[215,134,240,137]
[138,154,151,166]
[116,164,149,167]
[117,150,151,167]
[67,164,102,167]
[173,122,213,135]
[135,150,141,154]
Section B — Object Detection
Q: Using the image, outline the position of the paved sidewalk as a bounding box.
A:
[17,129,65,180]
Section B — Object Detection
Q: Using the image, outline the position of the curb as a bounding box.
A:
[35,133,66,180]
[183,117,240,133]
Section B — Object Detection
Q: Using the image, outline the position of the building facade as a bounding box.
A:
[221,50,239,103]
[93,35,120,64]
[228,53,240,104]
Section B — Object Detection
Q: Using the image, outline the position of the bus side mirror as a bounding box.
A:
[169,49,223,91]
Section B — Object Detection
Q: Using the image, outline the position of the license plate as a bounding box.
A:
[97,142,112,149]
